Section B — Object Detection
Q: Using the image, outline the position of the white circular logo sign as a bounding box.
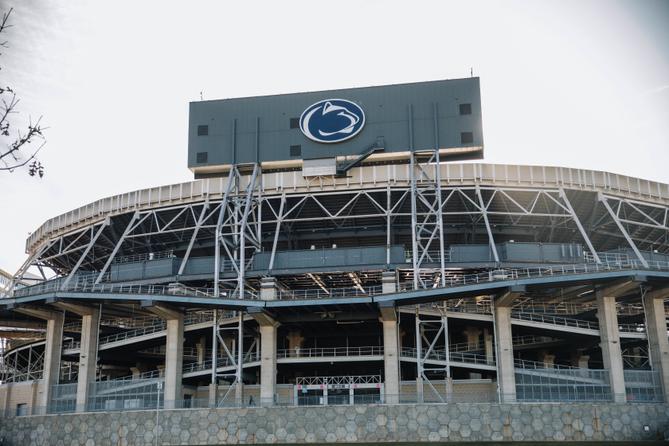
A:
[299,99,365,144]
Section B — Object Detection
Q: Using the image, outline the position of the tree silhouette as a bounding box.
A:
[0,8,46,177]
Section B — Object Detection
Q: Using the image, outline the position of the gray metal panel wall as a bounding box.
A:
[188,78,483,168]
[499,242,583,263]
[252,246,404,270]
[110,258,178,282]
[450,243,583,264]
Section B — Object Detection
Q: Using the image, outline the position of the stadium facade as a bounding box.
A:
[1,78,669,444]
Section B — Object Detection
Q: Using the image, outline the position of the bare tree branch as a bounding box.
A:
[0,7,47,177]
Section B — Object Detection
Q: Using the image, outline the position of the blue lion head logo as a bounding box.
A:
[299,99,365,143]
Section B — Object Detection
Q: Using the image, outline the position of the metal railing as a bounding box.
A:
[113,250,175,264]
[98,321,167,345]
[400,347,494,366]
[624,369,664,402]
[8,257,669,303]
[511,334,559,347]
[12,278,258,300]
[7,310,236,361]
[278,285,382,300]
[515,364,613,402]
[182,352,260,375]
[277,346,383,358]
[511,311,599,331]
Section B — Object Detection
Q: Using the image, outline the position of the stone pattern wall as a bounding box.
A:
[0,402,668,445]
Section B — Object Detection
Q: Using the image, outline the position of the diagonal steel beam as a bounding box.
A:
[95,212,139,284]
[61,219,110,290]
[178,201,210,276]
[599,192,649,268]
[559,188,600,263]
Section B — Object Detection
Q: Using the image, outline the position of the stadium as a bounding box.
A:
[1,77,669,444]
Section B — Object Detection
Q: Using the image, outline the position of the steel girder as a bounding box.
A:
[9,169,669,296]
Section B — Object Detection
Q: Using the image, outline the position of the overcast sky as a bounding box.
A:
[0,0,667,273]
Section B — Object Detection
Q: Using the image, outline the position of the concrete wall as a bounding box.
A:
[1,402,667,445]
[0,381,44,417]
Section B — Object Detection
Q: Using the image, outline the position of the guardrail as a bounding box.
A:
[182,352,260,375]
[514,358,588,371]
[6,258,669,305]
[99,321,167,345]
[9,310,239,359]
[511,311,599,331]
[12,280,258,300]
[278,286,382,300]
[400,260,669,292]
[511,311,647,335]
[277,346,383,359]
[400,347,494,367]
[113,250,175,264]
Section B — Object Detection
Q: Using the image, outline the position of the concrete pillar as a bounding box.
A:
[2,383,11,415]
[75,308,100,412]
[577,354,590,369]
[463,326,482,349]
[196,336,206,365]
[576,354,591,378]
[259,324,278,405]
[484,328,494,363]
[382,318,400,404]
[250,305,280,406]
[30,381,39,414]
[381,271,397,294]
[540,353,555,369]
[235,380,244,406]
[164,315,184,408]
[643,292,669,402]
[208,383,218,407]
[287,331,304,357]
[145,305,184,408]
[596,293,626,402]
[130,367,142,379]
[379,281,399,404]
[260,277,278,300]
[14,308,64,411]
[493,305,516,402]
[40,314,64,410]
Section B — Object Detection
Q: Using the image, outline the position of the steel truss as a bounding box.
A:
[595,193,669,266]
[414,305,450,402]
[5,159,667,393]
[12,171,669,296]
[410,150,446,289]
[1,343,45,383]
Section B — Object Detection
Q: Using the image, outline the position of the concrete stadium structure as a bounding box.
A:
[1,79,669,444]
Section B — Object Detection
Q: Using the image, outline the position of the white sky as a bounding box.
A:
[0,0,667,272]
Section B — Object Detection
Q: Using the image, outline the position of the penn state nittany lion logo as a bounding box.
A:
[299,99,365,143]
